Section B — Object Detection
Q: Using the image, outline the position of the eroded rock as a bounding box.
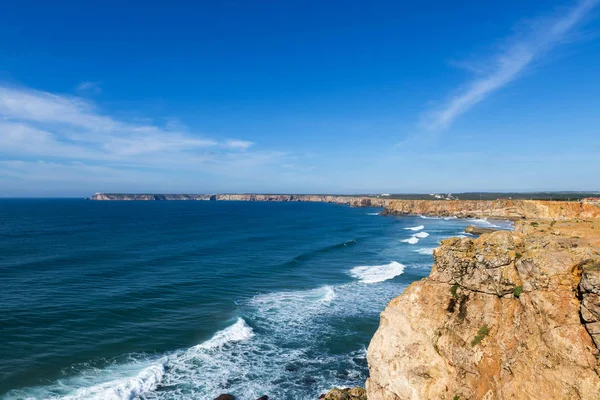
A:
[214,395,235,400]
[465,224,499,235]
[321,387,366,400]
[367,219,600,400]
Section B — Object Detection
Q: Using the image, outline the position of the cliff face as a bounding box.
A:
[88,195,600,220]
[89,193,389,207]
[383,199,600,220]
[367,218,600,400]
[90,193,214,201]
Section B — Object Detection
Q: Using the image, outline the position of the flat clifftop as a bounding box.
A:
[89,194,600,220]
[382,198,600,220]
[367,218,600,400]
[88,193,389,207]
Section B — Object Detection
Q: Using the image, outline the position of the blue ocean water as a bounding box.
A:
[0,200,509,400]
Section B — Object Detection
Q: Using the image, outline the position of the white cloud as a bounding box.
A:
[0,85,262,162]
[0,86,116,131]
[225,139,255,150]
[424,0,600,130]
[75,81,102,94]
[0,84,298,194]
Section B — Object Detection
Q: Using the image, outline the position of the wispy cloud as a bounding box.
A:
[423,0,600,130]
[0,84,298,194]
[0,85,261,162]
[225,139,255,150]
[75,81,102,94]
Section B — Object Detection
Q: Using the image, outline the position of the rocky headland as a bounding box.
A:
[89,193,388,207]
[367,216,600,400]
[382,198,600,220]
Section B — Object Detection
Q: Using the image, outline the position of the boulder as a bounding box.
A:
[322,387,366,400]
[464,224,499,235]
[214,395,235,400]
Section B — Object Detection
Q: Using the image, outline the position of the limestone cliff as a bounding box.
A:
[90,195,600,221]
[382,199,600,220]
[89,193,389,207]
[90,193,214,201]
[367,218,600,399]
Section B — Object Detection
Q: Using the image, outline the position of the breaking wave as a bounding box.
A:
[401,236,419,244]
[414,247,436,255]
[195,317,255,350]
[4,318,254,400]
[4,211,478,400]
[349,261,406,284]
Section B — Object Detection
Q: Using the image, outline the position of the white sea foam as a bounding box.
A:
[6,210,483,400]
[468,218,506,228]
[413,232,429,238]
[4,358,168,400]
[404,225,424,231]
[414,247,436,255]
[322,286,336,302]
[251,285,336,309]
[401,237,419,244]
[60,363,166,400]
[7,279,407,400]
[195,317,254,350]
[366,212,380,215]
[4,318,256,400]
[349,261,406,284]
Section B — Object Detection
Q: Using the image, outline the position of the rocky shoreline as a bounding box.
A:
[90,193,600,220]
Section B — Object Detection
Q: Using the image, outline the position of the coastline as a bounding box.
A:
[5,196,600,399]
[90,193,600,220]
[88,193,600,399]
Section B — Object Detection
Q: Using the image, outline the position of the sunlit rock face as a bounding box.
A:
[383,199,600,220]
[367,218,600,400]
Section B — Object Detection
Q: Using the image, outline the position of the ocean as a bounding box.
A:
[0,199,510,400]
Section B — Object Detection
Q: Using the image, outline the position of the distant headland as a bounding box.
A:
[89,192,600,220]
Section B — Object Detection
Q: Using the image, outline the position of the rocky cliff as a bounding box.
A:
[367,218,600,399]
[382,199,600,220]
[89,193,389,207]
[90,193,214,201]
[90,195,600,220]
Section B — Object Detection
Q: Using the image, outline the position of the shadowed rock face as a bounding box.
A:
[580,261,600,349]
[367,218,600,400]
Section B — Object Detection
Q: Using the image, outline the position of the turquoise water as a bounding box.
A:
[0,200,507,399]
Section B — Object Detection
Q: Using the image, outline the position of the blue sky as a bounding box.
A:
[1,0,599,196]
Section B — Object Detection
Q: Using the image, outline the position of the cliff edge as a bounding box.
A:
[367,218,600,399]
[382,199,600,220]
[90,194,600,221]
